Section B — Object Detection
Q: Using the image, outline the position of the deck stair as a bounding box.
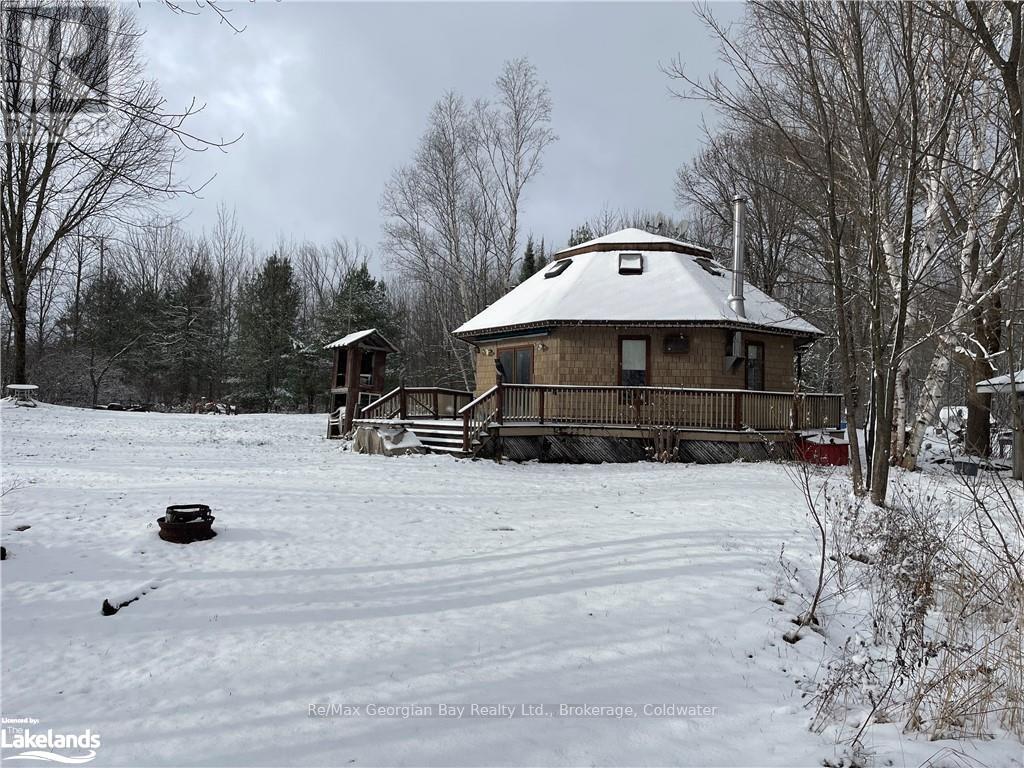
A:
[406,420,479,456]
[355,418,483,457]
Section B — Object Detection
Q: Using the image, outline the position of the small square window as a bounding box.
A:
[544,259,572,278]
[618,252,643,275]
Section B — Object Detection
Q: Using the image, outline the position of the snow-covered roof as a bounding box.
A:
[554,227,711,258]
[454,230,822,340]
[324,328,398,352]
[976,370,1024,394]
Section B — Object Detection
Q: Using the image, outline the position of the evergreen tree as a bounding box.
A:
[236,254,300,411]
[321,263,398,340]
[518,236,537,283]
[567,225,594,247]
[160,257,215,403]
[80,271,145,407]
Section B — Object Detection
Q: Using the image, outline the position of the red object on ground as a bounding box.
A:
[796,434,850,466]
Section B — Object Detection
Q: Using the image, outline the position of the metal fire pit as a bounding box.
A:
[158,504,217,543]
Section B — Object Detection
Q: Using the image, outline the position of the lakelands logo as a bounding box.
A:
[1,720,100,764]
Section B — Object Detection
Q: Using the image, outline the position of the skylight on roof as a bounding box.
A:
[694,257,725,277]
[544,259,572,278]
[618,252,643,275]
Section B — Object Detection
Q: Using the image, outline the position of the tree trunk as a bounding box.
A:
[11,300,28,384]
[891,356,910,461]
[965,357,992,456]
[901,338,953,469]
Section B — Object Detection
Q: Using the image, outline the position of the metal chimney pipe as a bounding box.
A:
[728,195,746,318]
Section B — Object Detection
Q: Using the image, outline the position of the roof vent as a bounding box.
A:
[544,259,572,278]
[618,252,643,275]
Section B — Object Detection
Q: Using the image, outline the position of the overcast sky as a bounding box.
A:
[135,1,744,269]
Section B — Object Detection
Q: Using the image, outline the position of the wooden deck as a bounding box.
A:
[351,384,844,461]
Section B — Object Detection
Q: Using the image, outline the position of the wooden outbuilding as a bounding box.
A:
[325,329,398,438]
[976,369,1023,481]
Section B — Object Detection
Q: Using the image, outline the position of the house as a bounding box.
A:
[453,228,820,396]
[351,198,844,461]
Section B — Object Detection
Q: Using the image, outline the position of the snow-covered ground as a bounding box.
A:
[1,404,1019,767]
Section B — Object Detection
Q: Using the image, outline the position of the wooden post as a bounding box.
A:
[538,387,545,424]
[342,346,362,435]
[791,394,800,432]
[494,380,505,463]
[399,385,407,420]
[1014,393,1023,481]
[432,389,439,419]
[733,391,743,431]
[372,351,386,391]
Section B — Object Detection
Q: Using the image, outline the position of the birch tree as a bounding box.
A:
[381,59,555,389]
[901,73,1019,467]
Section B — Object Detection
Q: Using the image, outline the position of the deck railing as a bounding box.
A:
[458,385,500,452]
[794,392,845,431]
[360,386,474,421]
[351,383,845,454]
[457,383,843,434]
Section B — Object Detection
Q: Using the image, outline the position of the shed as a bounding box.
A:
[325,329,398,438]
[976,369,1023,480]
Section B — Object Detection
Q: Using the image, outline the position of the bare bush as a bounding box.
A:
[803,470,1023,748]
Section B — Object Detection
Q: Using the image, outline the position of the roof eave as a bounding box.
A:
[553,240,712,260]
[453,318,824,343]
[324,328,400,353]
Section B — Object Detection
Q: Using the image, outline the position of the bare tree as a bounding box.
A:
[207,203,248,397]
[1,1,233,385]
[669,2,970,505]
[382,59,555,389]
[901,71,1019,466]
[676,124,811,297]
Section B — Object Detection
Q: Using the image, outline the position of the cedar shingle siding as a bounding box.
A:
[474,326,794,395]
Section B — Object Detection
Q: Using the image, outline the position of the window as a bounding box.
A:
[663,333,689,354]
[619,336,649,386]
[544,259,572,278]
[359,349,375,386]
[618,252,643,275]
[745,341,765,391]
[497,345,533,384]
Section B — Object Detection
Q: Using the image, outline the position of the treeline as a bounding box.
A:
[1,50,559,412]
[6,208,399,412]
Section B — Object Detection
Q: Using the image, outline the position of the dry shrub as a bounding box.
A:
[805,470,1023,748]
